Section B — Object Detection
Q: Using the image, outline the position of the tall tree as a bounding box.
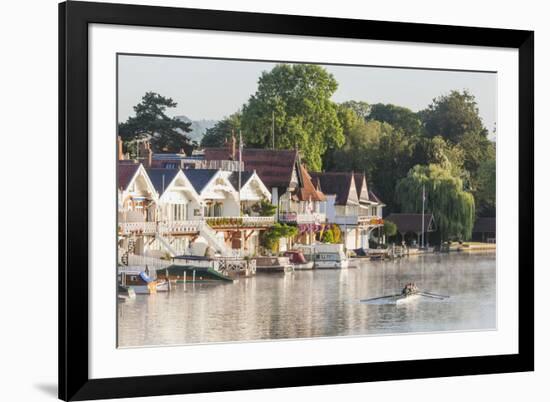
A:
[340,100,371,121]
[240,64,344,171]
[474,157,496,217]
[368,103,422,136]
[118,92,193,154]
[200,113,241,147]
[420,90,486,143]
[395,163,475,241]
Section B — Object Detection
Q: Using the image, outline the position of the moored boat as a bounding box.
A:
[119,270,163,294]
[295,243,349,269]
[255,256,293,273]
[283,251,314,270]
[157,266,233,283]
[117,284,136,301]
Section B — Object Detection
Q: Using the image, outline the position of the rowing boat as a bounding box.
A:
[394,293,421,304]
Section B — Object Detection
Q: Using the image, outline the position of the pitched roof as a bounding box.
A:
[473,217,496,233]
[368,190,385,205]
[145,168,180,195]
[354,173,370,203]
[228,171,255,190]
[204,147,299,189]
[182,169,219,193]
[118,163,140,190]
[309,172,356,205]
[296,165,326,202]
[385,213,436,233]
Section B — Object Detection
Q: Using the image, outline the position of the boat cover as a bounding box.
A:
[139,271,153,283]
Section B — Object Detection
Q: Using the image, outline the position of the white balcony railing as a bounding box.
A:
[279,212,326,224]
[358,215,384,226]
[205,216,275,228]
[119,216,276,235]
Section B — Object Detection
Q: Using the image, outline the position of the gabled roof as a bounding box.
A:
[310,172,356,205]
[385,213,436,233]
[204,147,299,189]
[354,173,371,204]
[181,169,219,194]
[228,171,255,190]
[473,217,496,233]
[118,163,140,190]
[296,165,326,202]
[145,168,180,195]
[368,190,385,206]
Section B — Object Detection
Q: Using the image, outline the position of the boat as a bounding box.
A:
[157,265,233,283]
[360,283,450,304]
[255,256,293,273]
[118,270,164,294]
[295,243,349,269]
[283,251,314,270]
[117,284,136,301]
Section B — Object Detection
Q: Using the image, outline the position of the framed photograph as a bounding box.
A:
[59,1,534,400]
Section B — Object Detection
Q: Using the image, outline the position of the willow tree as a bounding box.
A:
[395,164,475,241]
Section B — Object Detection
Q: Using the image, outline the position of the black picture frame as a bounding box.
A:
[59,1,534,400]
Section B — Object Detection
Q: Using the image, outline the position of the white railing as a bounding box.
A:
[204,216,275,227]
[159,220,201,234]
[118,221,157,235]
[358,215,384,226]
[279,212,326,224]
[119,217,276,236]
[243,216,275,225]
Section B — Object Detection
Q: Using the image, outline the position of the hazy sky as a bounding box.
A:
[118,54,497,132]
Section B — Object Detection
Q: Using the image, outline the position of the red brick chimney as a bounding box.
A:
[117,136,124,160]
[230,133,236,160]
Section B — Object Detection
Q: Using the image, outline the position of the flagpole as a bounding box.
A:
[238,129,242,214]
[421,183,425,249]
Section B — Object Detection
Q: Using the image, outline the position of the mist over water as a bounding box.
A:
[118,252,496,347]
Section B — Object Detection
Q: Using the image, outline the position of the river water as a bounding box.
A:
[117,252,496,347]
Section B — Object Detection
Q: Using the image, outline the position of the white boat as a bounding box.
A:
[255,256,293,273]
[295,243,349,269]
[394,293,421,304]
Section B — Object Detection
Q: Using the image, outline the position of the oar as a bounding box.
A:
[418,292,446,300]
[421,291,450,298]
[360,294,401,303]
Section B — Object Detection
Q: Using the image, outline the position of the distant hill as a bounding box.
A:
[174,115,217,144]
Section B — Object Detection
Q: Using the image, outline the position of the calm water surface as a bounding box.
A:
[118,252,496,347]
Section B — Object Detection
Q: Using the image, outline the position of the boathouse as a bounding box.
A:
[384,213,436,246]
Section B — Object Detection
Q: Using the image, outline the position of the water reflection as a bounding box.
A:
[118,252,496,347]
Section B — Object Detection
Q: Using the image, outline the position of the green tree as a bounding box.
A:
[200,113,241,147]
[368,103,422,136]
[420,90,486,143]
[258,200,277,217]
[322,229,335,243]
[260,223,299,252]
[340,100,371,120]
[118,92,193,154]
[240,64,344,171]
[395,164,475,241]
[383,220,397,237]
[473,157,496,217]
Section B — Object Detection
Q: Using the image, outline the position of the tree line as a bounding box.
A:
[119,63,496,241]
